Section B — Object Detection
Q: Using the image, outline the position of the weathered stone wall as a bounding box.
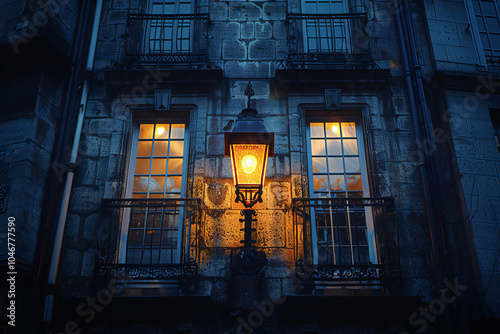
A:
[445,90,500,316]
[0,68,65,266]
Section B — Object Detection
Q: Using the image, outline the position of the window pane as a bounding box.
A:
[312,157,327,173]
[346,175,363,191]
[327,139,342,155]
[169,140,184,156]
[485,17,500,33]
[137,141,152,156]
[153,141,169,156]
[328,157,344,173]
[343,139,358,155]
[167,176,182,192]
[171,124,185,139]
[310,123,325,138]
[311,140,326,155]
[154,124,170,139]
[325,122,341,138]
[167,158,183,174]
[329,175,345,191]
[341,122,356,137]
[313,175,328,191]
[139,124,154,139]
[345,157,360,172]
[481,1,497,14]
[150,176,165,192]
[129,210,145,229]
[135,158,151,174]
[151,158,167,174]
[476,17,486,31]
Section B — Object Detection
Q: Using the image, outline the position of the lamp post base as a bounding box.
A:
[231,247,267,276]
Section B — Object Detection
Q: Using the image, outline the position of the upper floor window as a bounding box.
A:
[286,0,371,68]
[149,0,193,15]
[466,0,500,67]
[145,0,194,54]
[301,0,350,53]
[306,119,377,265]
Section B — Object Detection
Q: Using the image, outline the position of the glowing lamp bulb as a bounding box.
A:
[332,124,340,134]
[157,127,165,135]
[242,154,257,174]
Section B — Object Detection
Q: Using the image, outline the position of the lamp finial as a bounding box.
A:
[244,81,254,108]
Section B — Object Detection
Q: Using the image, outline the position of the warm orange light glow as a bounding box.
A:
[230,144,268,186]
[156,126,165,136]
[242,154,257,174]
[332,124,340,134]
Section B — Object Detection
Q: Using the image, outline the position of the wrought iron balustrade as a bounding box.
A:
[286,13,373,69]
[293,197,400,286]
[96,198,200,280]
[123,13,209,68]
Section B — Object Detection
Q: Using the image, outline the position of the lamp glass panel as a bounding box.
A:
[230,144,268,186]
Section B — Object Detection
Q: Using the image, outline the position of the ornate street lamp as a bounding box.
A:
[224,82,274,275]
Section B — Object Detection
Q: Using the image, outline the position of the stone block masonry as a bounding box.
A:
[210,1,286,79]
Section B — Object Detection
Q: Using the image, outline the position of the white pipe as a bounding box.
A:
[70,80,89,164]
[70,0,103,164]
[86,0,103,71]
[47,172,74,285]
[44,0,104,321]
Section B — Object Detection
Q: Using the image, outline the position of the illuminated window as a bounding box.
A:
[119,123,188,264]
[306,120,377,265]
[130,124,185,199]
[308,121,364,198]
[465,0,500,66]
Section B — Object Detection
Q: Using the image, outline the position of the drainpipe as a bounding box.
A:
[399,2,472,332]
[43,0,103,323]
[393,1,453,333]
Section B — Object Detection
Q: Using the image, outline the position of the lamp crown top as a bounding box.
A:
[244,81,254,108]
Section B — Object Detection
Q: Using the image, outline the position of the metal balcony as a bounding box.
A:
[285,13,374,69]
[293,197,400,287]
[96,198,200,281]
[123,13,209,68]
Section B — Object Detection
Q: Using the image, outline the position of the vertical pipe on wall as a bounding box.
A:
[393,1,453,333]
[70,0,104,164]
[43,0,104,325]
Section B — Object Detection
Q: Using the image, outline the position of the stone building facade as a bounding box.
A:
[0,0,499,333]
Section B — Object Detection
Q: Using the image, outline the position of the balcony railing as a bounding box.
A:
[285,13,373,69]
[123,13,209,68]
[293,197,400,286]
[96,198,200,280]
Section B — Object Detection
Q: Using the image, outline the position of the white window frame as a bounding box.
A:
[118,122,190,264]
[464,0,500,67]
[305,117,377,266]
